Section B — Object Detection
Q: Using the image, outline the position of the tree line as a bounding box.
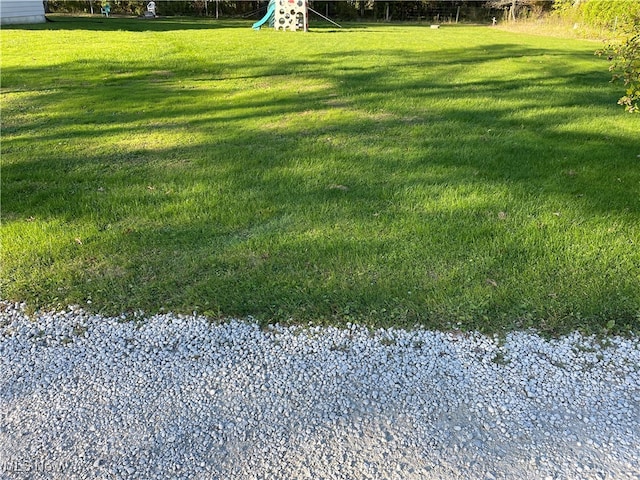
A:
[45,1,554,22]
[43,1,638,28]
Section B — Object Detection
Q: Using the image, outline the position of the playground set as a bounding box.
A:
[252,0,340,31]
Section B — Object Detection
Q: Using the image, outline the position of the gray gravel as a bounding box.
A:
[1,300,639,479]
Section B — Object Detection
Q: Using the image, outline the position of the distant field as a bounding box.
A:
[1,16,638,335]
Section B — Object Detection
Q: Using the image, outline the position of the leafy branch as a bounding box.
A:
[597,19,640,113]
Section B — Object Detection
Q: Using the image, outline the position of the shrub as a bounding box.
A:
[599,21,640,113]
[581,0,640,31]
[553,0,640,32]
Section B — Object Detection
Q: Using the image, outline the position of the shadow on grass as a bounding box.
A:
[2,35,639,333]
[3,15,249,32]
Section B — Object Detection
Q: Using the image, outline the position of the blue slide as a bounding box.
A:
[252,1,276,30]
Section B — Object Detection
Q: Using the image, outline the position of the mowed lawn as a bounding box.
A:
[1,17,638,335]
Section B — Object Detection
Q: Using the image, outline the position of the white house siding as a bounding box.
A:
[0,0,46,25]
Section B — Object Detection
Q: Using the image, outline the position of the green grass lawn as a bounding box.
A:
[2,16,638,335]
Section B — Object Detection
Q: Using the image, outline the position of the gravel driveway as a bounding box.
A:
[1,301,639,479]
